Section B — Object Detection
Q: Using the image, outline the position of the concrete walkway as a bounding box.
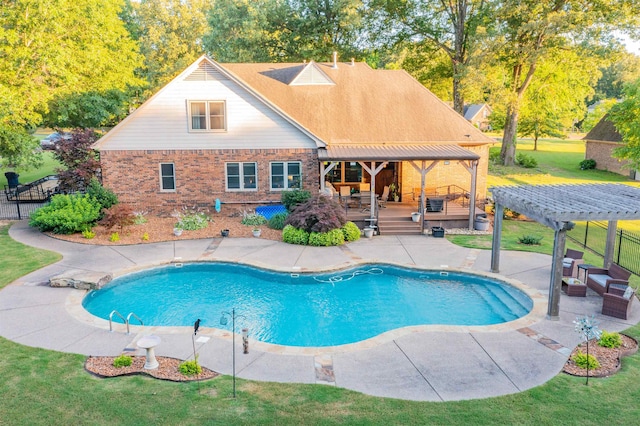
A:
[1,220,638,401]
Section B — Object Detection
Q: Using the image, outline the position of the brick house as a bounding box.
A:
[94,56,494,216]
[584,115,639,180]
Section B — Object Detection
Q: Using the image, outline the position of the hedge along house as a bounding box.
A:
[584,114,640,180]
[94,55,493,229]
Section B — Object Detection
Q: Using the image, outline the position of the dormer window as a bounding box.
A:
[188,101,226,132]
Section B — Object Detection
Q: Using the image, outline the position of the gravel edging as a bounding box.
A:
[563,334,638,378]
[85,355,218,382]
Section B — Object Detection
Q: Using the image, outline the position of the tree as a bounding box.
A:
[610,78,640,170]
[204,0,364,63]
[0,0,143,168]
[128,0,211,91]
[518,50,596,149]
[53,129,101,192]
[368,0,495,113]
[495,0,639,166]
[45,90,130,129]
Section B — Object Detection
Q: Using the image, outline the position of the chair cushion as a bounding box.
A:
[562,260,572,268]
[623,286,634,300]
[588,274,610,288]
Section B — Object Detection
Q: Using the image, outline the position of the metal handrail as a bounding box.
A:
[126,312,144,333]
[109,310,144,334]
[109,310,126,332]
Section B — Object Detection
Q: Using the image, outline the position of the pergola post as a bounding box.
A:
[459,159,479,230]
[490,202,503,273]
[547,227,567,320]
[604,220,618,267]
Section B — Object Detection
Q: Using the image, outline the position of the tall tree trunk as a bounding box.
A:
[501,104,519,166]
[452,61,464,114]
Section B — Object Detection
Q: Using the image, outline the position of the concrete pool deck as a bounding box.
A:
[2,220,639,401]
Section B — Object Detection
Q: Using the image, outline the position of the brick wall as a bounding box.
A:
[585,141,632,177]
[399,144,489,202]
[99,149,318,213]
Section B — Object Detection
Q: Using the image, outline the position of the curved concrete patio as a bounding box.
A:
[1,220,638,401]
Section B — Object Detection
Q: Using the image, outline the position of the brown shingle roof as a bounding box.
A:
[221,61,494,146]
[583,114,622,143]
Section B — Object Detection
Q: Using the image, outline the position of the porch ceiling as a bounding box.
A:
[317,144,480,161]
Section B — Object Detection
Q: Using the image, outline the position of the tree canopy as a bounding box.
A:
[610,78,640,170]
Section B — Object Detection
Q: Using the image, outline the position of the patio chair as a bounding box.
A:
[562,248,584,277]
[602,285,636,320]
[378,185,390,208]
[586,263,632,296]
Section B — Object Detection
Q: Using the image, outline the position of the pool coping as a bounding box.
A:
[67,259,547,356]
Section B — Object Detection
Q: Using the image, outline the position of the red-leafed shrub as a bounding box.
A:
[285,195,347,233]
[99,204,135,232]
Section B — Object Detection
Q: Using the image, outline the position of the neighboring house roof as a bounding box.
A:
[222,61,494,146]
[583,114,623,143]
[463,104,491,122]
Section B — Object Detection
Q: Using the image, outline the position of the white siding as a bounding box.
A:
[100,75,318,151]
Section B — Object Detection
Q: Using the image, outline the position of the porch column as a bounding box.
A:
[459,159,479,230]
[358,161,388,222]
[409,160,439,234]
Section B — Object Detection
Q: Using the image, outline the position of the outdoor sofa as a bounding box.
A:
[586,263,632,296]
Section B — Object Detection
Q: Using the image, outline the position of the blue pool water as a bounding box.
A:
[83,263,532,347]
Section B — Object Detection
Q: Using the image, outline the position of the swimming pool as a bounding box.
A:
[83,263,533,347]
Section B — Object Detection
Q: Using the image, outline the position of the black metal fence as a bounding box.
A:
[568,221,640,276]
[0,197,47,220]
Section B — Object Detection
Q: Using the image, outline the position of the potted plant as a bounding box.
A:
[252,228,261,238]
[221,229,229,237]
[411,212,421,222]
[173,226,183,237]
[431,226,445,237]
[363,227,374,238]
[389,183,399,202]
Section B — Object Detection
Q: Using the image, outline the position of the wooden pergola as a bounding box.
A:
[489,183,640,320]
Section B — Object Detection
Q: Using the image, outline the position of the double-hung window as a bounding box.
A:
[270,162,302,190]
[159,163,175,191]
[226,162,257,191]
[189,101,226,131]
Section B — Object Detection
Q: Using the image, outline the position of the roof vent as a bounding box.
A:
[185,61,226,81]
[332,51,338,69]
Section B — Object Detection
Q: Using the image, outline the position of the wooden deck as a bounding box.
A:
[345,200,486,235]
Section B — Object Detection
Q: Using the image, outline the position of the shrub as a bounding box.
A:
[99,204,135,232]
[173,207,210,230]
[133,211,148,225]
[489,150,501,165]
[282,225,309,245]
[518,235,543,245]
[308,228,345,246]
[342,221,361,242]
[281,189,312,211]
[285,195,347,233]
[29,194,101,234]
[113,355,132,368]
[516,153,538,168]
[572,350,600,370]
[241,212,267,227]
[580,159,597,170]
[598,331,623,349]
[86,178,118,212]
[141,232,149,241]
[268,212,288,230]
[179,359,202,376]
[110,232,120,242]
[53,129,101,192]
[82,229,95,239]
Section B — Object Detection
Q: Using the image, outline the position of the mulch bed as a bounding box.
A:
[85,355,218,382]
[563,334,638,377]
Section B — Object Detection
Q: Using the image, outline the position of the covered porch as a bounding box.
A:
[319,144,484,235]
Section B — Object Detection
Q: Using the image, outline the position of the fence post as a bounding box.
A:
[584,221,589,248]
[617,229,623,265]
[15,195,21,220]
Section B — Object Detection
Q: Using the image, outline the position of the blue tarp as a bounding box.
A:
[256,204,287,220]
